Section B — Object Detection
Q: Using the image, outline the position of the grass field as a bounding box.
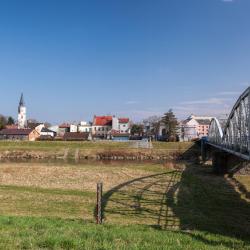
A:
[0,140,195,152]
[0,159,249,249]
[0,141,199,162]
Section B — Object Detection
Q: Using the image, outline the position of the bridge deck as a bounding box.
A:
[206,142,250,161]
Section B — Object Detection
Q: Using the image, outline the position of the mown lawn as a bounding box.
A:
[0,161,249,249]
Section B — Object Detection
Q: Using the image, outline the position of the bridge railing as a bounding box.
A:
[207,86,250,159]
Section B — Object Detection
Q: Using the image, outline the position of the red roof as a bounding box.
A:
[5,125,18,129]
[93,116,113,126]
[119,118,129,123]
[0,129,32,136]
[59,123,71,128]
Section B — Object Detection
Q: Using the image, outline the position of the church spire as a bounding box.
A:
[19,93,25,107]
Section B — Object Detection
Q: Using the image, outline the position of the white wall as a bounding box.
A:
[70,125,78,133]
[78,125,92,133]
[112,117,119,131]
[119,123,130,133]
[18,106,27,129]
[40,131,55,137]
[48,126,59,134]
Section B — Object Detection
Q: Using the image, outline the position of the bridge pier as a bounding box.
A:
[212,151,228,174]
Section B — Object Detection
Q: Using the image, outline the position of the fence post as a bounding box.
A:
[96,182,103,224]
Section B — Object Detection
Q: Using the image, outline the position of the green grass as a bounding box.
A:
[0,160,249,249]
[0,140,195,152]
[0,216,248,250]
[0,141,131,152]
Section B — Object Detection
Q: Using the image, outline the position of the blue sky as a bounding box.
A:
[0,0,249,123]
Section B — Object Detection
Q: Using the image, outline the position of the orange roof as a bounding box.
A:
[93,116,113,126]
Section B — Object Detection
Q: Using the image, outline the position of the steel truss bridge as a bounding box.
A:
[207,87,250,161]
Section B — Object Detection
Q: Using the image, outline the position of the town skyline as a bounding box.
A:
[0,0,249,123]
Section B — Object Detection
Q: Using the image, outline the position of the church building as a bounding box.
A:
[18,93,27,129]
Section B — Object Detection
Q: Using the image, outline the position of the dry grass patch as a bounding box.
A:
[0,162,166,192]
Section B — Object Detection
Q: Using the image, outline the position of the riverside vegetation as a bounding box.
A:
[0,141,249,249]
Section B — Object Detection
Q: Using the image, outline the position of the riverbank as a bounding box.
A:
[0,141,199,161]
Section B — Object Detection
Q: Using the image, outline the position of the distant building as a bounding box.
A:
[27,122,45,133]
[0,128,40,141]
[118,118,130,133]
[70,124,78,133]
[92,116,113,139]
[48,125,59,134]
[179,115,212,141]
[63,132,90,141]
[111,132,130,141]
[5,125,18,130]
[40,127,56,138]
[58,123,71,136]
[78,121,92,133]
[17,93,27,129]
[92,115,131,139]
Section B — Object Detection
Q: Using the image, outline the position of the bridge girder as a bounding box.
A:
[207,87,250,160]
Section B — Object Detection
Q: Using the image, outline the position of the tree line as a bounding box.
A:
[131,109,178,141]
[0,115,15,130]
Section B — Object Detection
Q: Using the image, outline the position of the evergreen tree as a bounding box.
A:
[162,109,178,141]
[0,115,7,130]
[131,124,144,136]
[7,116,15,125]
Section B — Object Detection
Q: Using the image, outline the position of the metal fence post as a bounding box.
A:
[96,182,103,224]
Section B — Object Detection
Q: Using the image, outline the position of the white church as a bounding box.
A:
[18,93,27,129]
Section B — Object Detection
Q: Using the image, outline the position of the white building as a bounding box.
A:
[18,93,27,129]
[48,125,59,134]
[117,118,130,133]
[78,121,92,133]
[179,115,213,141]
[70,124,78,133]
[40,127,56,138]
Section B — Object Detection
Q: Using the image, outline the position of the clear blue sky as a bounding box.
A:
[0,0,249,123]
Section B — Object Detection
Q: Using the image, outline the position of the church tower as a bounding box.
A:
[18,93,27,129]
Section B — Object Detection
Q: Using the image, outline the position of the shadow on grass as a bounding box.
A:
[99,143,250,248]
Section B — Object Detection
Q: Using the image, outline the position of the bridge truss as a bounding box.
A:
[207,87,250,160]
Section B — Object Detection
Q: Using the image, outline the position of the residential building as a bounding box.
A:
[78,121,92,133]
[40,127,56,138]
[0,128,40,141]
[92,115,131,139]
[70,124,78,133]
[112,117,130,134]
[179,115,212,141]
[58,123,70,136]
[118,118,130,133]
[92,116,113,139]
[27,122,45,133]
[5,125,18,129]
[48,125,59,134]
